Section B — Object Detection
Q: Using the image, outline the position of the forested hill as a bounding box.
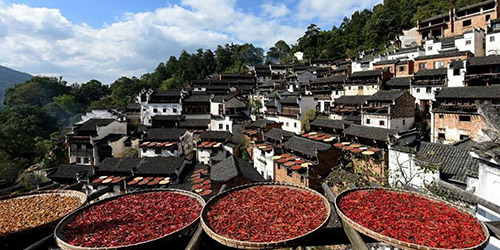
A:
[291,0,485,60]
[0,65,32,108]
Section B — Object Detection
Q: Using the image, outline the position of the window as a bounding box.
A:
[81,144,86,150]
[491,36,496,42]
[153,108,158,113]
[428,46,433,51]
[465,40,472,45]
[76,157,81,163]
[359,86,363,90]
[226,125,230,130]
[399,66,406,72]
[219,124,223,130]
[439,114,444,119]
[155,148,162,154]
[348,86,352,90]
[163,108,167,113]
[459,115,471,122]
[419,63,427,69]
[286,122,289,127]
[416,88,421,93]
[463,20,471,27]
[460,134,469,140]
[142,148,147,153]
[379,120,385,126]
[173,108,177,113]
[438,133,446,140]
[434,61,444,69]
[71,144,77,150]
[83,158,89,164]
[453,68,460,76]
[366,119,371,124]
[403,120,406,125]
[294,123,297,128]
[426,87,432,94]
[486,15,491,21]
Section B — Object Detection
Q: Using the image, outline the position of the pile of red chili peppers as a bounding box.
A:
[63,192,202,247]
[206,185,328,242]
[339,189,486,249]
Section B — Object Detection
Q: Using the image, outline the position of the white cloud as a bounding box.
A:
[0,1,304,83]
[262,3,290,18]
[297,0,382,24]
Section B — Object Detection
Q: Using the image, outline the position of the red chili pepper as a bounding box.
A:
[339,189,486,249]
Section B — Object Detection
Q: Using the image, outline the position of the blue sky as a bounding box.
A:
[0,0,381,83]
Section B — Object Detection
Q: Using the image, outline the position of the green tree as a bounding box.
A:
[4,76,69,108]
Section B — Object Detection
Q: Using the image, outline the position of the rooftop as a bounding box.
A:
[251,119,278,129]
[210,156,264,183]
[264,128,295,141]
[49,164,94,181]
[310,119,353,130]
[76,119,115,132]
[334,95,370,105]
[386,77,412,87]
[467,55,500,67]
[350,69,384,78]
[199,131,231,140]
[282,136,332,157]
[344,124,399,141]
[415,68,447,77]
[367,90,408,102]
[415,51,472,61]
[144,128,187,141]
[436,86,500,100]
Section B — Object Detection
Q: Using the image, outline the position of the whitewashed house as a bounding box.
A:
[486,19,500,56]
[361,91,416,131]
[423,28,485,57]
[139,129,194,158]
[138,89,184,126]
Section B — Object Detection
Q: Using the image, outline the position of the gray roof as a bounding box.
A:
[97,158,142,174]
[211,156,264,183]
[367,90,407,102]
[183,94,211,103]
[415,51,471,61]
[473,140,500,164]
[467,55,500,66]
[334,95,370,105]
[282,136,331,157]
[151,90,182,97]
[386,77,412,87]
[145,128,187,141]
[436,86,500,100]
[199,131,231,140]
[49,164,94,180]
[135,157,185,175]
[251,119,278,128]
[350,69,384,78]
[280,96,299,104]
[152,115,184,121]
[372,59,400,66]
[310,75,346,84]
[416,142,478,183]
[310,119,352,130]
[344,124,398,141]
[415,68,447,77]
[77,119,115,132]
[264,128,294,141]
[178,119,210,128]
[450,60,464,69]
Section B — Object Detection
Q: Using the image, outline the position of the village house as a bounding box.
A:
[209,116,233,133]
[387,46,425,61]
[252,142,276,180]
[447,60,467,87]
[414,51,474,73]
[271,94,317,134]
[431,86,500,144]
[309,118,353,136]
[48,164,95,185]
[411,68,447,113]
[264,128,295,148]
[487,18,500,55]
[67,114,128,166]
[138,89,184,127]
[276,136,340,191]
[139,128,194,159]
[210,93,248,121]
[385,77,412,91]
[270,64,290,76]
[351,55,382,72]
[330,95,370,123]
[464,55,500,86]
[308,75,347,113]
[253,65,272,82]
[196,131,232,165]
[344,69,392,96]
[362,90,416,131]
[424,28,486,57]
[285,70,316,92]
[182,93,212,119]
[331,59,352,76]
[210,155,265,190]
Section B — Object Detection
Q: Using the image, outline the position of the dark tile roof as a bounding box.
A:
[473,140,500,164]
[151,90,182,97]
[457,0,495,12]
[77,119,115,132]
[126,103,141,110]
[49,164,94,180]
[178,119,210,128]
[467,55,500,66]
[415,68,447,77]
[310,119,352,130]
[334,95,370,105]
[265,101,276,108]
[183,94,211,103]
[372,59,400,66]
[389,46,423,56]
[386,77,412,87]
[282,136,332,157]
[449,60,464,69]
[350,69,384,78]
[280,96,299,104]
[259,80,275,88]
[264,128,294,141]
[251,119,278,129]
[479,102,500,131]
[212,92,238,103]
[97,158,142,175]
[367,90,407,102]
[145,128,187,141]
[415,51,472,61]
[199,131,231,140]
[135,157,185,175]
[436,86,500,100]
[416,142,478,183]
[210,156,264,183]
[152,115,184,121]
[309,75,346,84]
[344,124,398,141]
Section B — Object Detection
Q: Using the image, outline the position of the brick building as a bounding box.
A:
[414,51,474,73]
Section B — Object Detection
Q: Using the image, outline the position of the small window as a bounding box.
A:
[439,114,444,119]
[416,88,421,93]
[163,108,167,113]
[366,119,371,124]
[219,124,223,129]
[173,108,177,113]
[403,120,406,125]
[81,144,86,150]
[84,158,89,164]
[419,63,427,69]
[453,68,460,76]
[286,122,289,127]
[491,36,496,42]
[463,20,471,27]
[486,15,491,22]
[438,133,446,140]
[434,61,444,69]
[399,66,406,72]
[153,108,158,113]
[428,46,433,51]
[460,134,469,140]
[294,123,297,128]
[379,121,385,126]
[71,144,77,150]
[155,148,162,154]
[142,148,147,153]
[348,86,352,90]
[76,157,81,163]
[465,40,472,45]
[226,125,230,130]
[426,87,432,94]
[459,115,471,122]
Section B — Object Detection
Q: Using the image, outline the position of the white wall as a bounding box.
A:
[210,117,233,133]
[362,114,390,129]
[486,33,500,56]
[410,86,442,103]
[390,117,415,131]
[210,102,223,116]
[139,148,180,158]
[278,116,302,134]
[140,103,182,126]
[344,84,380,96]
[252,147,275,180]
[447,62,467,88]
[94,121,127,141]
[388,147,438,189]
[388,50,424,60]
[424,40,441,56]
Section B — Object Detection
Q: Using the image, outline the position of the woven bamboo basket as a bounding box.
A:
[334,187,490,250]
[54,188,205,250]
[200,182,332,249]
[0,190,87,240]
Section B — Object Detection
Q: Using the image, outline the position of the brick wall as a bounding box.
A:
[395,61,414,77]
[414,54,471,73]
[433,112,486,143]
[352,155,388,184]
[454,11,498,36]
[373,64,396,75]
[391,93,416,118]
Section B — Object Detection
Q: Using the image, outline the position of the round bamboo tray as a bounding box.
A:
[201,182,331,249]
[334,187,490,250]
[0,190,87,240]
[55,188,205,250]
